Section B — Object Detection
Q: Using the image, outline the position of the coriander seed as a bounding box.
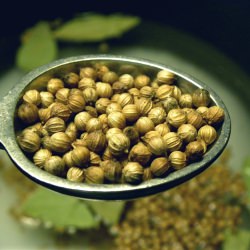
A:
[155,123,170,136]
[102,71,118,83]
[47,132,71,153]
[33,148,52,168]
[96,82,113,98]
[89,151,102,165]
[78,77,96,90]
[101,160,122,182]
[179,94,193,108]
[177,124,197,143]
[107,112,126,129]
[106,128,123,140]
[23,89,41,106]
[67,167,85,182]
[50,103,71,121]
[95,98,111,114]
[106,102,122,115]
[71,146,90,167]
[119,74,134,89]
[129,142,152,166]
[17,130,41,153]
[122,162,144,184]
[44,117,66,135]
[169,151,187,169]
[135,97,153,115]
[163,132,182,152]
[86,131,106,153]
[74,111,92,131]
[185,140,204,161]
[167,108,186,128]
[65,122,78,142]
[134,74,150,89]
[186,110,204,129]
[63,151,74,168]
[44,156,65,176]
[85,166,104,184]
[86,117,103,132]
[148,107,166,125]
[146,136,166,156]
[18,103,39,124]
[118,93,134,107]
[206,106,225,125]
[47,78,64,94]
[143,168,153,181]
[198,125,217,145]
[79,67,97,80]
[123,126,139,145]
[135,117,154,135]
[156,69,175,85]
[67,93,85,113]
[40,91,54,108]
[55,88,70,104]
[139,86,155,99]
[108,133,130,156]
[155,84,173,101]
[82,87,98,104]
[63,72,79,88]
[192,88,211,107]
[122,104,140,122]
[150,157,169,177]
[161,97,179,113]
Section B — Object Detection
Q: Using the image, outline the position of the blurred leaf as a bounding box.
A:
[54,13,140,42]
[86,200,125,225]
[21,187,99,229]
[222,229,250,250]
[241,207,250,231]
[242,157,250,192]
[16,22,57,71]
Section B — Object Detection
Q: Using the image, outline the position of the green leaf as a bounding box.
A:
[16,22,57,71]
[242,157,250,202]
[85,200,125,225]
[54,13,140,42]
[222,229,250,250]
[21,187,99,230]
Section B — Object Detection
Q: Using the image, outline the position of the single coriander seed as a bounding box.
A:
[122,162,144,184]
[169,151,187,169]
[198,125,217,145]
[33,148,52,168]
[150,157,169,177]
[67,167,85,182]
[44,156,65,176]
[85,166,104,184]
[18,103,39,124]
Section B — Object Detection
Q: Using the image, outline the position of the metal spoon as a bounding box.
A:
[0,55,231,200]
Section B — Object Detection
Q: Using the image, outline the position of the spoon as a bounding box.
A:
[0,55,231,200]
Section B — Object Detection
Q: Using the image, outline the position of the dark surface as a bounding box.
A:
[0,0,250,75]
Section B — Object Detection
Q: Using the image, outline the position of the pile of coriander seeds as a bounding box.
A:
[16,63,225,185]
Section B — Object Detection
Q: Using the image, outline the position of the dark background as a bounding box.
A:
[1,0,250,75]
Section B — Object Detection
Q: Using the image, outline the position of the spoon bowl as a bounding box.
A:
[0,55,231,200]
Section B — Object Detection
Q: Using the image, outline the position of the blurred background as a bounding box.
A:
[1,0,250,74]
[0,1,250,250]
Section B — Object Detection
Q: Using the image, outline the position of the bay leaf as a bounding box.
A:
[16,22,57,71]
[54,13,140,42]
[21,187,99,229]
[85,200,125,225]
[242,157,250,191]
[222,229,250,250]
